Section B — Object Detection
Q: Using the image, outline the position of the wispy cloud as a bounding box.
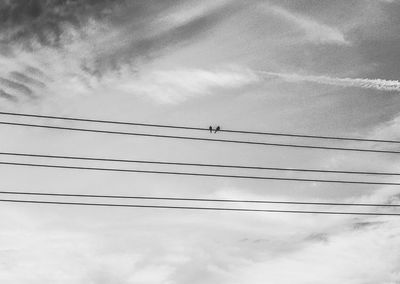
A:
[160,0,231,29]
[0,89,17,102]
[260,71,400,92]
[0,0,241,99]
[235,219,400,284]
[269,6,349,45]
[1,188,398,284]
[108,68,259,103]
[0,0,122,47]
[0,77,35,98]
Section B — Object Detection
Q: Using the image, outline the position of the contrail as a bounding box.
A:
[258,71,400,92]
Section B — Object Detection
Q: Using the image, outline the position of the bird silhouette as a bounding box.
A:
[209,126,213,133]
[214,126,220,133]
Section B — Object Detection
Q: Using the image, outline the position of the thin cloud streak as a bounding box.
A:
[268,6,349,45]
[0,77,35,97]
[0,89,17,102]
[109,68,259,103]
[260,71,400,92]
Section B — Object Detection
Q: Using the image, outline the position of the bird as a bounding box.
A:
[209,126,213,133]
[214,126,220,133]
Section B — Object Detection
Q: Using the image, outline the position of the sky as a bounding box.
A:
[1,0,400,283]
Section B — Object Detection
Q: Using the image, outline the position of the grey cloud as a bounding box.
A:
[268,0,400,80]
[304,233,329,243]
[268,5,348,45]
[1,0,241,78]
[25,65,49,80]
[0,77,34,97]
[356,39,400,80]
[267,0,365,28]
[0,0,191,49]
[352,221,383,230]
[84,269,129,284]
[0,89,17,101]
[10,71,46,88]
[0,0,123,47]
[88,1,242,74]
[0,65,50,101]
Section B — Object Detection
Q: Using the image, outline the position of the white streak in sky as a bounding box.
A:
[110,68,259,103]
[269,6,349,45]
[260,71,400,92]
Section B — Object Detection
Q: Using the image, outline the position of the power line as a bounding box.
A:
[1,121,400,154]
[1,190,398,207]
[1,160,400,186]
[0,151,399,176]
[0,198,399,216]
[0,111,398,144]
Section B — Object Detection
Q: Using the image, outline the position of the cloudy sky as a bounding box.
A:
[2,0,400,283]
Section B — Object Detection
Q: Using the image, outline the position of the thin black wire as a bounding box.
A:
[1,161,400,186]
[0,111,398,144]
[0,198,398,216]
[0,151,399,176]
[0,190,398,207]
[1,121,400,154]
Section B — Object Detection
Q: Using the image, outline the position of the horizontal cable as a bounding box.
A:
[1,121,400,154]
[1,190,398,207]
[0,111,398,144]
[1,161,400,186]
[0,198,399,216]
[0,151,399,176]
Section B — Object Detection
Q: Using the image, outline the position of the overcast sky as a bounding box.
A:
[1,0,400,283]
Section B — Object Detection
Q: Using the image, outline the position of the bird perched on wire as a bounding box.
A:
[209,126,213,133]
[214,126,220,133]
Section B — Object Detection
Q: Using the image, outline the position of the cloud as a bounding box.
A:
[0,0,122,47]
[1,193,398,284]
[160,0,231,29]
[260,71,400,92]
[83,0,241,74]
[10,71,46,88]
[0,34,256,104]
[268,6,349,45]
[0,51,50,101]
[0,0,242,99]
[0,89,17,102]
[0,36,259,104]
[0,77,34,98]
[107,67,259,103]
[2,1,400,283]
[233,219,400,284]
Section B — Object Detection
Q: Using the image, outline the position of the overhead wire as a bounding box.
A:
[0,151,398,176]
[1,160,400,186]
[0,111,399,144]
[0,198,399,216]
[2,112,400,216]
[0,189,398,207]
[1,121,400,154]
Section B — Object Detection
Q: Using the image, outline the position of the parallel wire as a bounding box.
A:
[1,161,400,186]
[0,111,398,144]
[0,190,398,207]
[0,151,399,176]
[1,198,399,216]
[2,112,399,215]
[1,121,400,154]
